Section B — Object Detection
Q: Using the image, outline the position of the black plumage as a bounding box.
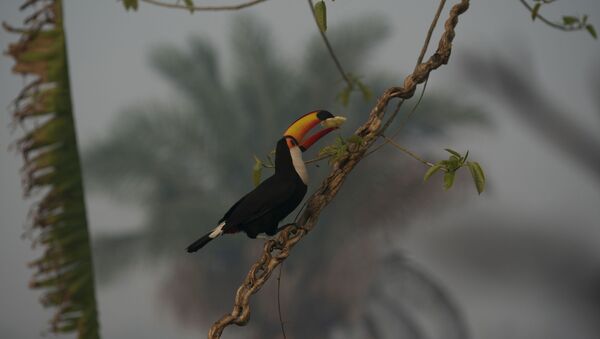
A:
[186,137,307,252]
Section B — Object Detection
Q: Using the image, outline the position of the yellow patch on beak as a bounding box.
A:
[321,116,347,129]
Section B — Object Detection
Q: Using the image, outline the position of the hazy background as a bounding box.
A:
[1,0,599,338]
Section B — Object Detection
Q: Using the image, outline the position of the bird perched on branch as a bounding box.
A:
[186,110,346,252]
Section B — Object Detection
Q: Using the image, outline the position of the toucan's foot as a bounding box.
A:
[258,224,307,240]
[282,223,308,233]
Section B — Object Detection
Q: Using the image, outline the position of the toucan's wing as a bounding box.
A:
[219,178,276,222]
[223,175,298,227]
[219,194,247,223]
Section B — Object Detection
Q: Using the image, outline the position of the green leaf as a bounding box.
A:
[586,24,598,39]
[531,3,541,21]
[562,16,579,26]
[123,0,138,11]
[184,0,195,13]
[318,145,336,157]
[317,135,355,164]
[467,161,486,194]
[315,1,327,32]
[253,155,263,187]
[265,149,276,167]
[447,156,460,171]
[346,135,363,145]
[462,150,469,164]
[443,171,456,190]
[423,164,443,182]
[444,148,461,157]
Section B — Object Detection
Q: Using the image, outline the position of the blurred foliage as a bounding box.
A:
[4,0,99,337]
[337,72,373,106]
[84,15,488,338]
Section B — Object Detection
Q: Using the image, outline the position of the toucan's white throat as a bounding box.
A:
[289,146,308,185]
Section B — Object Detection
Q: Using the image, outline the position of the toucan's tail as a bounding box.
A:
[186,222,226,253]
[186,234,214,252]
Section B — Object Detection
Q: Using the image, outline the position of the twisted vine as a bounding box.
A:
[209,1,470,337]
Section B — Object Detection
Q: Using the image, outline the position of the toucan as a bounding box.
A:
[186,110,346,252]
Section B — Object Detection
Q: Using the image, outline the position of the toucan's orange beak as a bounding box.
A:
[283,110,346,151]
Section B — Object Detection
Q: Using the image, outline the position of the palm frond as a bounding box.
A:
[4,1,100,337]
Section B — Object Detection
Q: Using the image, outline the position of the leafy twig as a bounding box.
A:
[138,0,268,12]
[519,0,571,30]
[305,153,333,165]
[277,264,287,339]
[307,0,352,87]
[381,135,434,167]
[253,152,332,186]
[306,1,374,106]
[519,0,597,38]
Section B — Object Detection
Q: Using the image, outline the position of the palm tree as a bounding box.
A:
[5,1,99,337]
[84,15,485,338]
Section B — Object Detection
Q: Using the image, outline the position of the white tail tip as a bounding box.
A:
[208,222,226,238]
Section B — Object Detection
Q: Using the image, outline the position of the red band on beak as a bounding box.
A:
[300,127,336,151]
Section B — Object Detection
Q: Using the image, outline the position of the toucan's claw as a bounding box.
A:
[283,223,308,234]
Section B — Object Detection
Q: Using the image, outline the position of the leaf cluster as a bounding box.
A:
[561,14,597,39]
[252,150,275,187]
[424,148,485,194]
[310,0,373,106]
[318,135,364,164]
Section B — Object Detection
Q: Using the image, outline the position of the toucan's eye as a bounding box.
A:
[285,136,298,148]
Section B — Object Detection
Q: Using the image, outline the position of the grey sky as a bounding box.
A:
[1,0,600,338]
